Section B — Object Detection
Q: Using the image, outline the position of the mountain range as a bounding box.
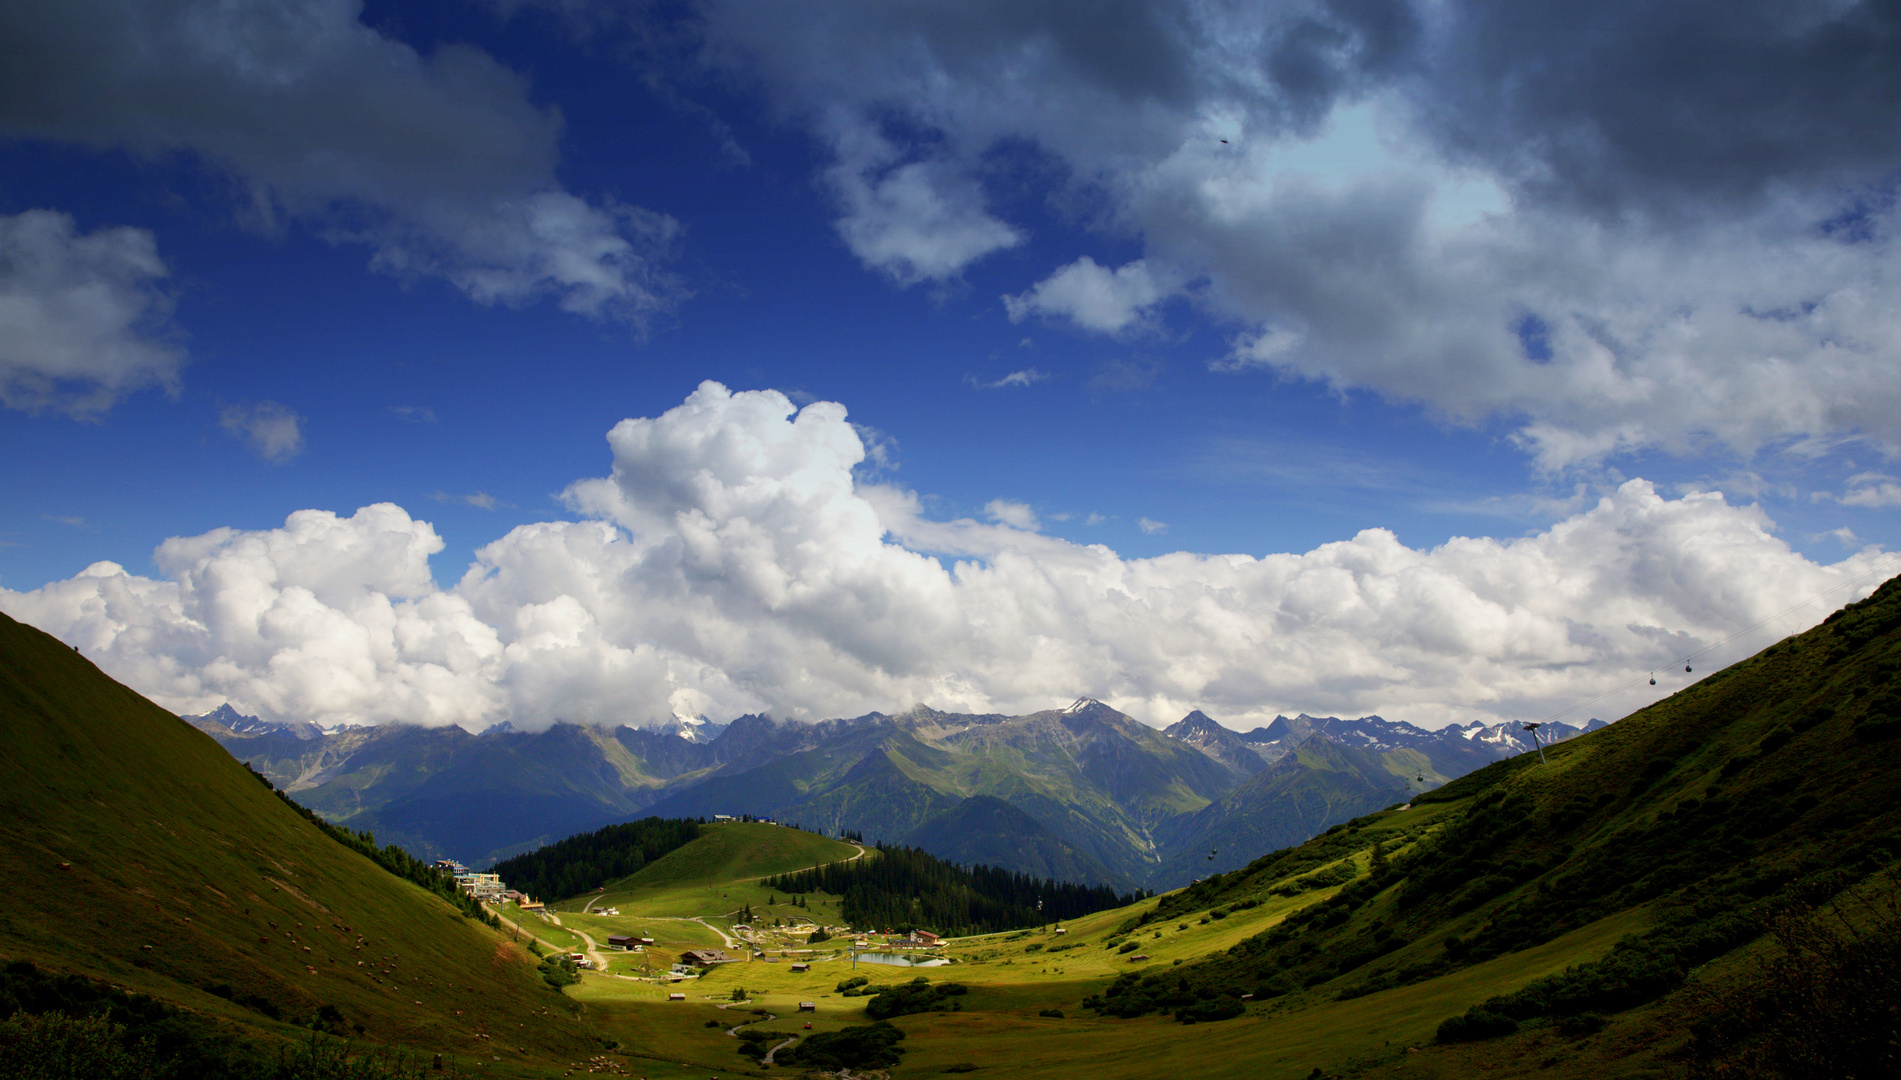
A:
[186,697,1601,888]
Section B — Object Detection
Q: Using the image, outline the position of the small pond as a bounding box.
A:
[851,951,950,967]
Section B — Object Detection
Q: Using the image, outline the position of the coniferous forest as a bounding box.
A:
[765,845,1145,935]
[489,818,701,901]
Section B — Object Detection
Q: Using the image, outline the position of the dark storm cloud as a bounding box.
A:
[1419,0,1901,217]
[1265,0,1422,131]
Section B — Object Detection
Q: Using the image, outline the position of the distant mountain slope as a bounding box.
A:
[192,713,727,866]
[903,794,1118,885]
[1154,733,1415,881]
[0,612,598,1066]
[188,689,1584,888]
[1162,710,1268,776]
[640,699,1237,887]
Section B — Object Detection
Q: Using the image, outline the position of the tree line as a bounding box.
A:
[488,817,701,901]
[763,845,1145,936]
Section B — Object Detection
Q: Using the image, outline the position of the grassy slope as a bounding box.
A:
[566,804,1645,1079]
[0,612,599,1076]
[562,576,1901,1079]
[586,822,859,919]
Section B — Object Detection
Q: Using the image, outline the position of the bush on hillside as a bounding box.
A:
[537,954,579,989]
[864,978,967,1019]
[1435,1007,1518,1043]
[1686,870,1901,1080]
[776,1022,907,1070]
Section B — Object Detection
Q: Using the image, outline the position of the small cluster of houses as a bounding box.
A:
[434,860,540,909]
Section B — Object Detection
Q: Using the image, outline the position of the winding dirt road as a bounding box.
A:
[720,1003,798,1065]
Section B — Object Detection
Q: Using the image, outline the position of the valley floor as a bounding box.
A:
[495,816,1669,1080]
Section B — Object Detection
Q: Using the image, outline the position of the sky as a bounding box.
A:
[3,0,1899,733]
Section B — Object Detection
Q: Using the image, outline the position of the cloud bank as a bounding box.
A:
[1,0,680,324]
[0,210,183,416]
[3,384,1889,732]
[678,0,1901,466]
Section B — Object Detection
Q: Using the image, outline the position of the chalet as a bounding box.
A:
[607,935,639,950]
[453,872,505,900]
[798,1002,816,1012]
[788,963,809,972]
[913,931,942,946]
[668,993,686,1001]
[680,949,733,967]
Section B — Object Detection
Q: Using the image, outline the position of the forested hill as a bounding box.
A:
[489,817,700,901]
[766,845,1145,936]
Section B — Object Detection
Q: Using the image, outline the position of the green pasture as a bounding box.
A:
[596,821,859,895]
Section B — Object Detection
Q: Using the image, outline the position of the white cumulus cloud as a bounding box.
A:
[985,500,1039,530]
[220,400,305,462]
[1822,473,1901,508]
[1005,257,1176,334]
[0,210,183,416]
[3,383,1892,732]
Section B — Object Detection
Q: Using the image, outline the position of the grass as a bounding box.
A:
[587,821,859,909]
[0,612,601,1077]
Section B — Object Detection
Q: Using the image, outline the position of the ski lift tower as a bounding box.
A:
[1521,722,1548,765]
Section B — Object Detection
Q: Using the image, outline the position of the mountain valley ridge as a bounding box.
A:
[188,696,1602,888]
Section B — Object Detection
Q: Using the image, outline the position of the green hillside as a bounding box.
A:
[0,612,600,1075]
[622,822,861,891]
[1057,573,1901,1075]
[548,577,1901,1080]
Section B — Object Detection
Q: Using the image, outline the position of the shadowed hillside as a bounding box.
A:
[1063,574,1901,1077]
[0,612,599,1074]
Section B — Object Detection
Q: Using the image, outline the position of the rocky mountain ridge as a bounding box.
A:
[186,697,1583,887]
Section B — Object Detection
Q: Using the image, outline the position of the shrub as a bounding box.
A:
[1175,998,1245,1023]
[1557,1013,1607,1037]
[864,979,967,1020]
[1436,1007,1518,1043]
[537,954,579,989]
[777,1022,907,1071]
[0,1013,154,1080]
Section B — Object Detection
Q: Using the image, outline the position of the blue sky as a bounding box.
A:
[3,1,1899,732]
